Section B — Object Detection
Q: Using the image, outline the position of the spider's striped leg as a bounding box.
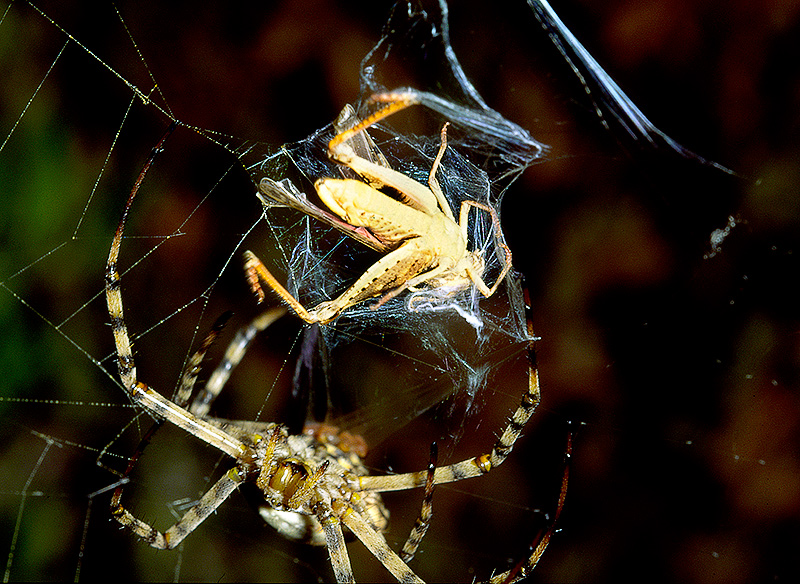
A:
[111,469,243,549]
[331,499,424,584]
[354,280,565,578]
[317,507,354,584]
[189,307,286,417]
[400,441,437,563]
[356,357,540,493]
[484,430,571,584]
[111,312,233,535]
[104,123,248,460]
[357,282,540,494]
[176,311,233,408]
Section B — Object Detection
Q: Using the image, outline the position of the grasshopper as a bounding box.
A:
[245,92,512,324]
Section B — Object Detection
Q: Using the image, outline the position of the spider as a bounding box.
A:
[105,124,564,583]
[245,91,513,324]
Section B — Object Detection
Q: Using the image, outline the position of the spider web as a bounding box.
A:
[0,2,545,581]
[239,1,548,443]
[2,1,799,583]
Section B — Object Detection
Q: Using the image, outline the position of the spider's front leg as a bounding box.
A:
[110,312,237,546]
[111,469,244,549]
[105,124,249,460]
[103,126,271,551]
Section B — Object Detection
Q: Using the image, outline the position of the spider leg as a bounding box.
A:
[358,281,567,579]
[484,430,572,584]
[317,508,354,584]
[458,199,513,298]
[176,311,233,408]
[111,308,285,542]
[400,441,437,563]
[189,307,286,417]
[105,124,248,460]
[358,284,539,493]
[111,312,234,540]
[111,470,243,549]
[331,499,424,583]
[105,124,176,394]
[357,364,539,493]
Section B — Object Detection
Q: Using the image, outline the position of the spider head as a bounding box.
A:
[259,457,316,507]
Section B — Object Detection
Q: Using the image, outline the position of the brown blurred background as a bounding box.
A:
[2,0,799,582]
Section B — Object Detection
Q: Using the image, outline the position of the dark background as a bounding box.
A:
[2,0,799,582]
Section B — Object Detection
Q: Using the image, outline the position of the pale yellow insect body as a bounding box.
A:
[246,93,510,324]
